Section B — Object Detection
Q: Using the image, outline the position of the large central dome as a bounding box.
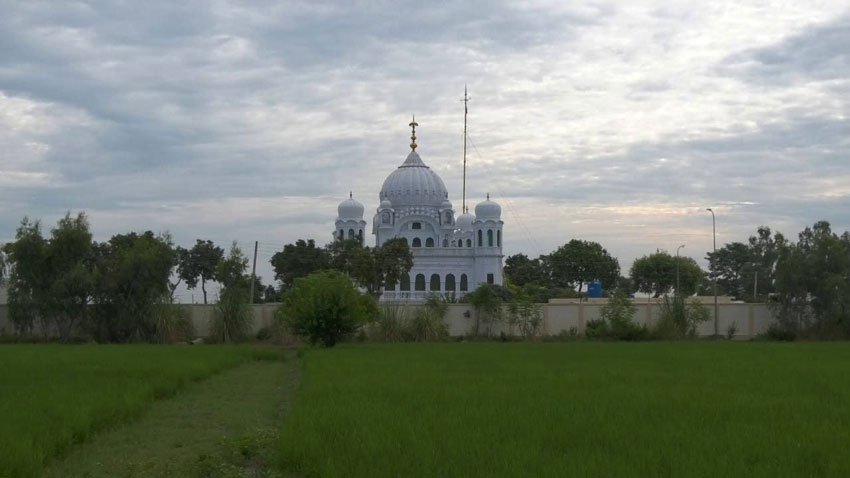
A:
[379,150,448,208]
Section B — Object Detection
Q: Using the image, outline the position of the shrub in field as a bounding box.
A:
[597,290,649,341]
[154,302,194,343]
[726,322,738,340]
[369,304,407,342]
[211,243,253,343]
[506,297,543,339]
[464,284,505,336]
[406,294,449,342]
[585,318,608,338]
[278,270,377,347]
[653,295,710,339]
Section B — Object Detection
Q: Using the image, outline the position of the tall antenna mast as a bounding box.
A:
[461,85,470,213]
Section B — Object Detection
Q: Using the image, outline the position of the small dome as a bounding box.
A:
[338,195,364,220]
[379,198,393,209]
[440,198,453,209]
[475,197,501,221]
[456,212,475,231]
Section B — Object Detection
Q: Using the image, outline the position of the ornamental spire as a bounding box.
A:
[409,115,418,150]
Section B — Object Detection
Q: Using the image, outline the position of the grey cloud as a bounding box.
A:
[718,14,850,84]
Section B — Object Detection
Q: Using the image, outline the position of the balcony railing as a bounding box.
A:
[380,291,467,302]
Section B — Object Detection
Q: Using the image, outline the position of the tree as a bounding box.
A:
[630,251,704,297]
[707,226,785,302]
[464,283,504,336]
[504,253,545,287]
[544,240,620,295]
[3,218,49,335]
[271,239,330,290]
[278,270,377,347]
[599,289,645,340]
[506,290,543,339]
[91,231,175,342]
[773,221,850,338]
[179,239,224,304]
[3,213,94,340]
[326,238,363,276]
[212,242,253,342]
[349,238,413,298]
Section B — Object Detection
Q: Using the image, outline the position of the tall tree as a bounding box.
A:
[630,251,704,297]
[504,253,546,287]
[544,240,620,295]
[270,239,330,289]
[179,239,224,304]
[773,221,850,337]
[3,213,94,340]
[91,231,175,342]
[349,238,413,298]
[3,218,49,335]
[706,226,785,302]
[213,242,253,342]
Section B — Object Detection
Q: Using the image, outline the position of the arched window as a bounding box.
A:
[348,228,355,239]
[400,274,411,291]
[358,230,363,245]
[412,222,422,230]
[466,239,472,248]
[445,274,456,291]
[497,230,501,247]
[412,237,422,248]
[425,237,434,247]
[430,274,440,291]
[488,229,494,246]
[338,229,344,240]
[477,230,483,247]
[442,238,449,248]
[415,274,426,291]
[402,237,409,246]
[382,212,390,224]
[460,274,468,291]
[445,212,452,223]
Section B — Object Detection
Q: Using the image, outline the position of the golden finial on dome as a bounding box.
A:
[409,115,418,150]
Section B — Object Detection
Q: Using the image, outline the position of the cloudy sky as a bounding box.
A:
[2,1,848,299]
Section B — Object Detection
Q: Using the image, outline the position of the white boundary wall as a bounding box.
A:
[0,299,775,340]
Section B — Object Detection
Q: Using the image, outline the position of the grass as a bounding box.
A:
[0,344,281,478]
[279,342,850,477]
[42,358,296,477]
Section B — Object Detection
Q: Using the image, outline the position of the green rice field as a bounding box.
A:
[0,345,280,477]
[279,342,850,477]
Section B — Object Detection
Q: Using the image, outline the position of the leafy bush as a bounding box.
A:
[726,322,738,340]
[762,323,797,341]
[369,304,407,342]
[653,295,711,339]
[507,299,543,339]
[464,284,505,336]
[154,301,194,343]
[278,270,377,347]
[406,294,449,342]
[599,290,649,341]
[210,243,254,343]
[368,296,448,342]
[585,318,608,339]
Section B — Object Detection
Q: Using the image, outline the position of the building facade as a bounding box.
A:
[334,123,504,301]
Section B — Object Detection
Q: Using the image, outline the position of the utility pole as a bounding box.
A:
[249,240,258,304]
[461,85,470,213]
[676,244,685,295]
[706,208,718,337]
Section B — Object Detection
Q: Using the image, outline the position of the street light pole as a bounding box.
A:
[706,208,718,337]
[676,244,685,296]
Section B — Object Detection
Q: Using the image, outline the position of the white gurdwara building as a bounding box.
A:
[334,120,504,301]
